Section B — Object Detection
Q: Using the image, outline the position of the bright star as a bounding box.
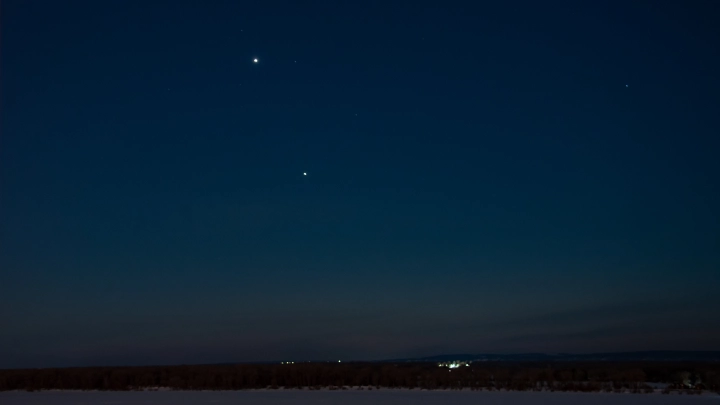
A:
[253,58,259,63]
[303,172,307,176]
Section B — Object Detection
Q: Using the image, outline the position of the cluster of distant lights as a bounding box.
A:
[438,361,471,369]
[281,360,342,364]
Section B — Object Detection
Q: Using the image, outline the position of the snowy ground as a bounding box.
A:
[1,389,719,405]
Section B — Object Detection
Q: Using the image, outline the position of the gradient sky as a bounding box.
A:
[1,0,719,369]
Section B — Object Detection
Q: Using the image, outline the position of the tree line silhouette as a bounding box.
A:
[1,362,718,393]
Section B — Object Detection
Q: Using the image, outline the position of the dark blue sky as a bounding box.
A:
[1,0,719,368]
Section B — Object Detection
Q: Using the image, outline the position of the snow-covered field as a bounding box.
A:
[1,389,718,405]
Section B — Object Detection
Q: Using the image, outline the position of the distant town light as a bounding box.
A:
[438,360,471,369]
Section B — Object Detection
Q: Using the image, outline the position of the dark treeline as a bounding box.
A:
[1,362,719,393]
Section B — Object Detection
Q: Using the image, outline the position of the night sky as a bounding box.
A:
[1,0,719,369]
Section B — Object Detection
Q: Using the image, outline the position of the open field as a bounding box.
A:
[2,389,719,405]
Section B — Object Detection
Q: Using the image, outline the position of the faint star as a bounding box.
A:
[625,84,629,87]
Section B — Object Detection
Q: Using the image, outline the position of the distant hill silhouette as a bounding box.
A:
[384,351,720,363]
